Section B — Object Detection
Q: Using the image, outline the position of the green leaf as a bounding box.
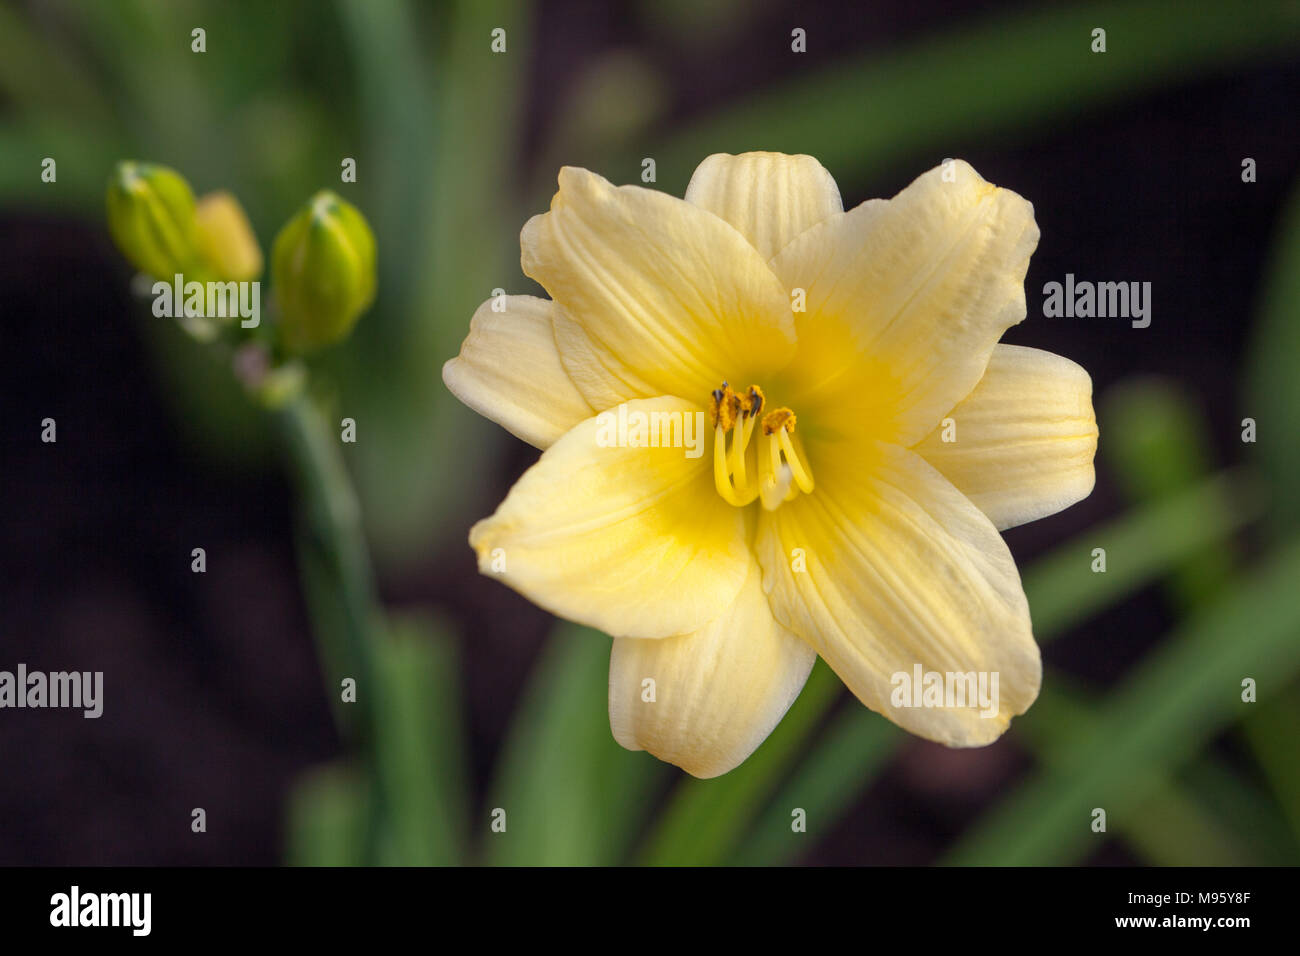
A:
[0,3,111,123]
[334,0,530,568]
[1245,177,1300,534]
[621,0,1300,192]
[1116,779,1257,867]
[284,763,371,867]
[1103,379,1214,501]
[730,707,898,866]
[1021,470,1261,639]
[1101,378,1236,605]
[1179,748,1300,865]
[1021,680,1264,867]
[370,615,470,865]
[944,536,1300,865]
[485,624,664,865]
[0,123,125,207]
[1241,689,1300,845]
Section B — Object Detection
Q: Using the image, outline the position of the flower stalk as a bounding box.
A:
[106,160,389,860]
[274,388,391,862]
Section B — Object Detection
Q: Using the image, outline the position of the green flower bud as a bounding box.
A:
[106,161,200,280]
[271,191,377,351]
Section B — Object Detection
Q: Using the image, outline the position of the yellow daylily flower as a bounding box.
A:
[443,153,1098,778]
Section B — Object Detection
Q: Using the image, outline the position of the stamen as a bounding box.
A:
[777,428,815,494]
[730,411,756,488]
[710,383,811,509]
[761,407,796,435]
[709,382,738,431]
[713,423,744,506]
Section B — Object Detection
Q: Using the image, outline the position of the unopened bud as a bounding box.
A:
[271,191,376,351]
[106,161,200,280]
[196,191,263,281]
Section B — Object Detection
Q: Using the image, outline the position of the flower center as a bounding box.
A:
[709,382,815,510]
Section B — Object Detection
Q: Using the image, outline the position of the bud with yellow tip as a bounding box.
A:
[106,161,200,280]
[195,191,263,281]
[271,191,376,351]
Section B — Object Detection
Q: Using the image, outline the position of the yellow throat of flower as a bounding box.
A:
[710,382,815,511]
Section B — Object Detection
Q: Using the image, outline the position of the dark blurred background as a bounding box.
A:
[2,0,1299,865]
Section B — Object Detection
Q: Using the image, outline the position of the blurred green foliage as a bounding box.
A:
[5,0,1299,865]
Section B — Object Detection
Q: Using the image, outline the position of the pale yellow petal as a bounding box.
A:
[470,397,747,639]
[770,160,1039,446]
[442,294,594,448]
[522,166,795,408]
[609,561,815,778]
[549,306,660,414]
[684,152,843,260]
[914,344,1098,530]
[756,440,1040,746]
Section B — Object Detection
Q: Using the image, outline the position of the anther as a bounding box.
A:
[761,407,796,435]
[709,382,738,430]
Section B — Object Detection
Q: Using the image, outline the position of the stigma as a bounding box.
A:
[709,382,814,510]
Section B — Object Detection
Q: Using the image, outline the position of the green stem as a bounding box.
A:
[273,389,388,862]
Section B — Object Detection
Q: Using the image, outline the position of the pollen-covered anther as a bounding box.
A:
[711,384,813,510]
[709,382,739,431]
[761,407,796,435]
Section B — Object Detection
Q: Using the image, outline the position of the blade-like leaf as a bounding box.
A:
[1245,178,1300,534]
[371,615,470,865]
[485,624,664,865]
[284,763,370,868]
[945,536,1300,865]
[622,0,1300,191]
